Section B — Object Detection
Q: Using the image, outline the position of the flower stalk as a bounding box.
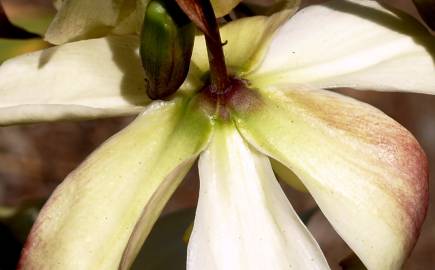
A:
[201,1,230,94]
[176,0,230,94]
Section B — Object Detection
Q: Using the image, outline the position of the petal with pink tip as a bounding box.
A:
[18,97,212,270]
[231,86,429,269]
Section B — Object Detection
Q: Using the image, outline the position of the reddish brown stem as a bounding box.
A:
[175,0,230,94]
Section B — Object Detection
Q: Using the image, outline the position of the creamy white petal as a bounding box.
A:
[231,86,428,269]
[0,35,150,125]
[18,97,213,270]
[112,0,146,35]
[250,0,435,94]
[187,124,330,270]
[45,0,138,44]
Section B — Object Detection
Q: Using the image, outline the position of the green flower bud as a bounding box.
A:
[140,0,195,100]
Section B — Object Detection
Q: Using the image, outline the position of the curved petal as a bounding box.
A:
[250,0,435,95]
[112,0,149,35]
[191,10,291,77]
[46,0,129,44]
[18,96,213,270]
[231,87,429,269]
[0,35,149,126]
[187,124,329,270]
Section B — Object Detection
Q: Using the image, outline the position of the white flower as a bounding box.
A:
[0,1,433,269]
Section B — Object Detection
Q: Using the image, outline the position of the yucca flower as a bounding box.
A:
[0,0,434,269]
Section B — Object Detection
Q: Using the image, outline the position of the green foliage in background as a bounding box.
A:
[0,6,53,63]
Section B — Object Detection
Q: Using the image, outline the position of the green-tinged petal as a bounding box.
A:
[45,0,144,44]
[187,123,330,270]
[231,87,428,269]
[0,35,150,126]
[250,0,435,95]
[191,10,291,77]
[111,0,140,35]
[18,96,213,270]
[112,0,150,35]
[211,0,240,17]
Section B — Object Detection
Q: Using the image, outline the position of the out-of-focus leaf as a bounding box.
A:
[339,253,367,270]
[413,0,435,30]
[0,206,18,219]
[131,208,195,270]
[0,39,50,63]
[0,3,40,39]
[0,1,52,62]
[4,207,41,243]
[0,201,43,243]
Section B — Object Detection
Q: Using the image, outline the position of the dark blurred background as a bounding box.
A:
[0,0,434,269]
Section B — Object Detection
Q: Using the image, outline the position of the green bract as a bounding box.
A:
[0,1,434,269]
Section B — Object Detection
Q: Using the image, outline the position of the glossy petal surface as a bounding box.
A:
[250,0,435,94]
[187,124,330,270]
[0,36,149,125]
[232,87,429,269]
[18,97,212,270]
